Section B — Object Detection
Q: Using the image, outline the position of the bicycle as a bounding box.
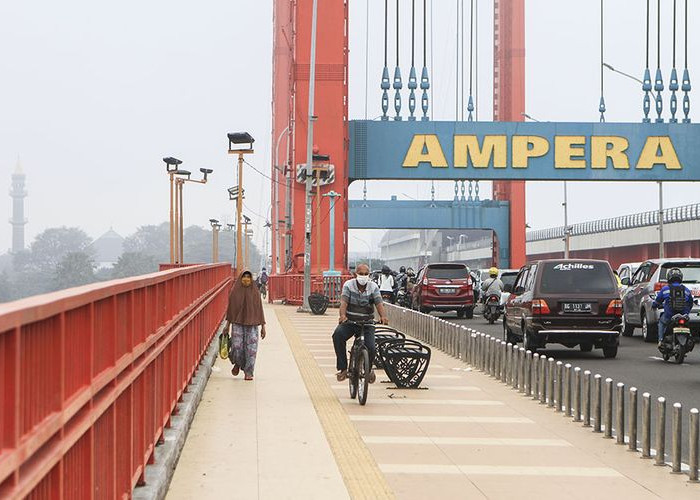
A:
[345,319,376,406]
[259,282,267,299]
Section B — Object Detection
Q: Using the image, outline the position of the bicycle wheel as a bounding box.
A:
[348,350,358,399]
[357,348,370,406]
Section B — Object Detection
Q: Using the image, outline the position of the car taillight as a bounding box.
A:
[653,282,664,292]
[532,299,550,315]
[606,299,623,316]
[680,318,686,325]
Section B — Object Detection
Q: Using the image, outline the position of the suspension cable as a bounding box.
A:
[670,0,679,122]
[682,0,691,123]
[642,0,652,122]
[599,0,606,122]
[364,0,369,119]
[455,0,460,120]
[393,0,403,120]
[420,0,430,120]
[654,0,664,122]
[467,0,475,121]
[381,0,390,120]
[408,0,417,120]
[475,0,478,121]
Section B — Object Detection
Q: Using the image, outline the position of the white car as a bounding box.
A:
[616,262,641,293]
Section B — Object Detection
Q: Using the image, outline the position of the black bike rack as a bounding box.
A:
[375,327,431,388]
[308,292,329,315]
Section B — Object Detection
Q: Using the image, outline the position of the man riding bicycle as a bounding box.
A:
[652,267,694,347]
[256,267,269,296]
[333,262,389,383]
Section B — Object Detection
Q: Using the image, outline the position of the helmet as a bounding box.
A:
[407,267,415,276]
[262,267,267,272]
[489,266,499,277]
[399,266,406,273]
[667,267,683,284]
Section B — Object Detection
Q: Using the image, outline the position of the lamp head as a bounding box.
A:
[163,156,182,172]
[199,168,213,181]
[173,169,191,178]
[227,132,255,152]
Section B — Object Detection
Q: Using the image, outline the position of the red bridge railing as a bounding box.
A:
[0,263,232,498]
[268,273,352,306]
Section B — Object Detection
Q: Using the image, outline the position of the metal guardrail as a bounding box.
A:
[0,263,233,498]
[384,303,700,483]
[527,203,700,242]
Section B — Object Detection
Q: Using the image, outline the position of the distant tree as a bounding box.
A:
[52,252,96,291]
[28,227,93,274]
[122,223,169,262]
[0,271,12,303]
[111,252,158,279]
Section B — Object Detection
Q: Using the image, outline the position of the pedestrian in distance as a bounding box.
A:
[224,270,267,381]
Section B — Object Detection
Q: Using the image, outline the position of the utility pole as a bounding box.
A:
[301,0,319,313]
[563,180,570,259]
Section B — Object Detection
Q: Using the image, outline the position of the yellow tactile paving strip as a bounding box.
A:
[276,308,395,500]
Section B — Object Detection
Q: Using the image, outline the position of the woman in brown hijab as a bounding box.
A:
[225,270,266,380]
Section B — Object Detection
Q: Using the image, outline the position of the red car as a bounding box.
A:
[411,263,475,318]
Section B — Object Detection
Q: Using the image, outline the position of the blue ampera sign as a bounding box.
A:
[348,120,700,181]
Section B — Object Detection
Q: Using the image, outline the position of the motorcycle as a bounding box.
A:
[380,290,396,304]
[658,313,694,364]
[483,293,502,324]
[396,288,411,308]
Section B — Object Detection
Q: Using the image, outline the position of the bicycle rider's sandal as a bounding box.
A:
[369,370,376,384]
[336,370,347,382]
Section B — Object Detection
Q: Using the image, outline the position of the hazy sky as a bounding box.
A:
[1,1,698,255]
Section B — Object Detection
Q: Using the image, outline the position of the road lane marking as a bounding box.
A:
[363,436,570,446]
[379,464,620,477]
[341,399,503,406]
[348,415,533,424]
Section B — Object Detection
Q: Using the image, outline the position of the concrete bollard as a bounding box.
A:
[593,374,602,433]
[655,397,666,466]
[532,353,540,400]
[690,408,699,482]
[505,342,512,384]
[512,345,520,390]
[539,355,547,404]
[564,364,572,417]
[616,382,625,445]
[672,402,682,473]
[573,367,582,422]
[604,378,613,439]
[628,387,638,452]
[500,341,507,381]
[554,361,563,412]
[524,350,532,396]
[547,358,555,408]
[642,392,652,458]
[518,348,526,393]
[491,338,498,376]
[582,370,591,427]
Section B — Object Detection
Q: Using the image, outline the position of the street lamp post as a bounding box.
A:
[563,181,570,258]
[322,191,342,273]
[209,219,221,263]
[173,167,213,263]
[301,0,320,313]
[228,132,255,273]
[163,157,182,264]
[602,63,665,257]
[274,126,290,274]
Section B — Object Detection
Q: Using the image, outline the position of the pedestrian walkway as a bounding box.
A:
[167,304,699,499]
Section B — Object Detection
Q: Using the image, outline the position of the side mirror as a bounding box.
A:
[620,277,630,286]
[504,284,513,293]
[513,286,525,295]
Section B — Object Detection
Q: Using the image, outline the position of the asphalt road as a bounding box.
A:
[431,308,700,465]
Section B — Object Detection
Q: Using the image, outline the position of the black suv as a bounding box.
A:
[503,259,622,358]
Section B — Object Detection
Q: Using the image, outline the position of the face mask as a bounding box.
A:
[241,277,252,287]
[356,275,370,286]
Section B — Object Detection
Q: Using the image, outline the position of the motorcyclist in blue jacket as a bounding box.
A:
[652,267,694,347]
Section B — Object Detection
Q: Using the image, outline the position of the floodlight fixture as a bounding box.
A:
[312,153,330,162]
[173,169,191,178]
[199,168,214,181]
[243,215,251,225]
[163,156,182,172]
[227,132,255,153]
[209,218,219,225]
